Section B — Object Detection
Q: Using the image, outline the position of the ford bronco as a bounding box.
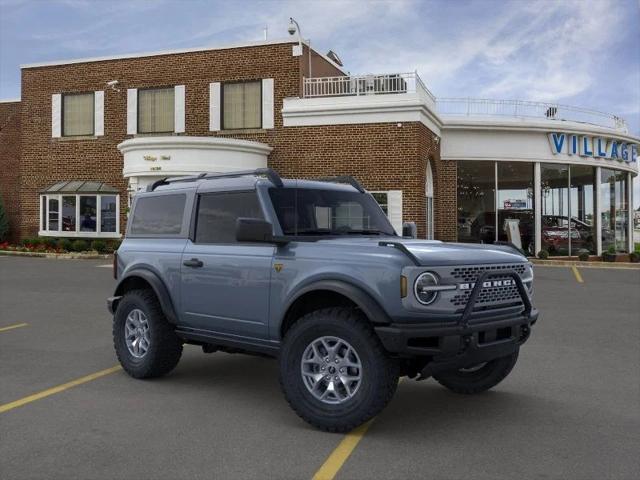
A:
[108,168,537,432]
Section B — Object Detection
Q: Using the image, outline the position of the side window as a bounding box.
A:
[195,191,264,244]
[130,194,186,235]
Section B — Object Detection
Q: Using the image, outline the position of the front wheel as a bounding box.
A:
[113,289,183,379]
[433,349,519,394]
[279,307,399,433]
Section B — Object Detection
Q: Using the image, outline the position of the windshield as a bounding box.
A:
[269,187,396,236]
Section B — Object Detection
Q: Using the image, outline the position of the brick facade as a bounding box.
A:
[3,40,452,241]
[0,101,21,242]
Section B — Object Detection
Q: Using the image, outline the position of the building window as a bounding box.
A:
[497,162,534,254]
[62,92,94,136]
[457,161,496,244]
[39,181,120,238]
[570,165,596,255]
[138,87,175,133]
[371,192,388,214]
[222,81,261,129]
[601,168,629,253]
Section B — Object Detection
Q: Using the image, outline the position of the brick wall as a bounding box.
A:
[418,123,456,241]
[0,101,21,242]
[14,41,448,241]
[18,42,303,239]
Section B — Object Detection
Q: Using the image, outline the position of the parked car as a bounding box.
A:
[108,169,538,432]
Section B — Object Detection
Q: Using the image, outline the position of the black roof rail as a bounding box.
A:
[146,168,283,192]
[315,175,365,193]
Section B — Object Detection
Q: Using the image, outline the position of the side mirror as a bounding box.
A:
[402,221,417,239]
[236,217,275,243]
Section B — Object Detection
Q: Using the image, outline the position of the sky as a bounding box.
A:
[1,0,639,204]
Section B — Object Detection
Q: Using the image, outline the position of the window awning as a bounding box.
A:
[41,181,119,194]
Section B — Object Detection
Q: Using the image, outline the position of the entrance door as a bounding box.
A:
[180,190,274,339]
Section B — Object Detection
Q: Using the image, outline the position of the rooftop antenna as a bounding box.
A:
[263,25,268,41]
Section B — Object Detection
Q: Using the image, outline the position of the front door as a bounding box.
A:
[180,190,274,339]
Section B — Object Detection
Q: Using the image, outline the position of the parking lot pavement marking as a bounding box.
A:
[0,322,28,333]
[96,264,112,268]
[311,418,375,480]
[0,365,122,414]
[571,265,584,283]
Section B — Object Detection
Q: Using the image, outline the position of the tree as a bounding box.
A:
[0,194,9,242]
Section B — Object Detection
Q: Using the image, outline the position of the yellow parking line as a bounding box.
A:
[0,365,122,414]
[571,265,584,283]
[312,378,404,480]
[0,322,28,333]
[312,419,375,480]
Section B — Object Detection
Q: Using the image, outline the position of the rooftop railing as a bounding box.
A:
[301,73,628,132]
[435,98,627,132]
[303,72,436,102]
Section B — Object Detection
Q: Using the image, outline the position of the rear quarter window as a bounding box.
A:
[129,194,186,235]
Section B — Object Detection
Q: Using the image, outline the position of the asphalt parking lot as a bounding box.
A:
[1,256,639,480]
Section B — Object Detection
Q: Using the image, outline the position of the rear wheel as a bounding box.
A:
[113,289,183,379]
[279,307,399,432]
[433,349,519,394]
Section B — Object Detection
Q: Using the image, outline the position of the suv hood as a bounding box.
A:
[315,237,527,266]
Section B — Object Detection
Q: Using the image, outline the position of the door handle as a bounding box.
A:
[183,258,203,268]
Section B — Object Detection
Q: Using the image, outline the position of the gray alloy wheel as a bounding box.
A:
[300,335,363,405]
[124,308,151,358]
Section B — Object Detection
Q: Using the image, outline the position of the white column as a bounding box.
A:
[628,172,634,253]
[595,166,602,256]
[534,162,541,255]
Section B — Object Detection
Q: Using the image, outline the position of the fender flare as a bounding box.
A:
[283,279,392,327]
[113,269,178,324]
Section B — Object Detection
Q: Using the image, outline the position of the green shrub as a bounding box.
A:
[91,239,107,253]
[107,239,122,253]
[59,238,73,252]
[537,249,549,260]
[71,239,89,252]
[629,252,640,263]
[577,250,590,262]
[0,195,9,242]
[607,244,616,254]
[21,237,36,247]
[41,237,57,249]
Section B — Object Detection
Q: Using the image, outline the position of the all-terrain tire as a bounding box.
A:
[279,307,400,433]
[433,349,519,394]
[113,289,183,379]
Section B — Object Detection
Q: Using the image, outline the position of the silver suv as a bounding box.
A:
[108,168,538,432]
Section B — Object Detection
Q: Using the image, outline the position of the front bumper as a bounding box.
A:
[375,269,538,374]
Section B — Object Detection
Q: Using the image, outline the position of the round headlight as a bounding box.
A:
[414,272,439,305]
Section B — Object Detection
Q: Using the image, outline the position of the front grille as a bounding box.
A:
[451,283,521,307]
[450,264,526,282]
[448,263,529,310]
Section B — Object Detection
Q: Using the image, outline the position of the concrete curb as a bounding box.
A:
[0,250,112,260]
[531,259,640,269]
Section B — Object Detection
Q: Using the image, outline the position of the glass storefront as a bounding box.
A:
[570,165,597,254]
[601,169,629,252]
[458,160,628,256]
[541,164,570,255]
[457,161,495,244]
[497,163,534,254]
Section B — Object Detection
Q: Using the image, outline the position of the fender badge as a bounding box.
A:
[274,263,284,273]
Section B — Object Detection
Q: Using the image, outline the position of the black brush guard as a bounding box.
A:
[374,269,537,377]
